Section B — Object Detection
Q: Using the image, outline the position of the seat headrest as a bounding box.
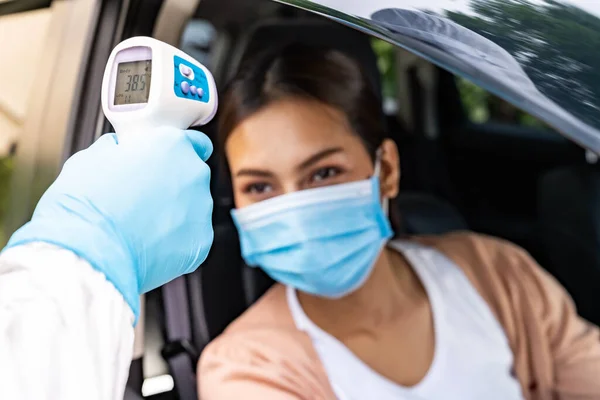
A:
[226,19,382,101]
[396,192,469,235]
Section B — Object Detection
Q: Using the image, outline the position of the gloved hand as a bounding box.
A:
[4,128,214,322]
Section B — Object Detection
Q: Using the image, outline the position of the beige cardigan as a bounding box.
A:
[199,232,600,399]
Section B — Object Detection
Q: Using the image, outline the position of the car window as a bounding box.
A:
[456,77,549,130]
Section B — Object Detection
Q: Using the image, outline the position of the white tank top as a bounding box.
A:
[286,240,524,400]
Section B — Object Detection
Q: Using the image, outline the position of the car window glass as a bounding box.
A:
[457,77,551,130]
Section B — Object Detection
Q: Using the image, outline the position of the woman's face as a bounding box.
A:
[225,98,401,208]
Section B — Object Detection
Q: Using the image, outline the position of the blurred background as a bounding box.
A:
[0,6,52,244]
[0,0,557,246]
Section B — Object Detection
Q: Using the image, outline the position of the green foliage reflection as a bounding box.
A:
[447,0,600,128]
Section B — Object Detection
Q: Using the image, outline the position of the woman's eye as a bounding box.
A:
[311,167,341,183]
[245,183,273,194]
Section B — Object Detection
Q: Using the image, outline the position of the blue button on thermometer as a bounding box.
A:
[101,36,218,138]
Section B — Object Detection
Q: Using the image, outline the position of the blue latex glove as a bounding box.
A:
[5,128,214,322]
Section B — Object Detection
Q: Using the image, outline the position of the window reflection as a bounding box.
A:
[457,77,549,130]
[445,0,600,129]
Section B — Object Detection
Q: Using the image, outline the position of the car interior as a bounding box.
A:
[135,2,600,399]
[6,0,598,399]
[126,3,600,398]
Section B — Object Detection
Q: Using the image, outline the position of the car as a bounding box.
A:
[2,0,600,399]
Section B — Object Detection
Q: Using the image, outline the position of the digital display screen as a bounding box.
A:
[114,60,152,105]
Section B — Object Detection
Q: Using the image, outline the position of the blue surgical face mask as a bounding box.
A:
[231,157,393,298]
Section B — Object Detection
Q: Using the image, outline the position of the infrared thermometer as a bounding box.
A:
[101,37,218,137]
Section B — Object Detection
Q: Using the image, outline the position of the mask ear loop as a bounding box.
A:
[374,148,390,217]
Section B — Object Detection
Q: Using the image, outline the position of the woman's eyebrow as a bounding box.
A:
[235,147,343,177]
[297,147,344,171]
[235,168,274,178]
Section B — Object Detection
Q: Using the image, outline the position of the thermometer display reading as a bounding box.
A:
[114,60,152,105]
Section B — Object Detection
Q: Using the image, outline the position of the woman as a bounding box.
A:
[199,44,600,399]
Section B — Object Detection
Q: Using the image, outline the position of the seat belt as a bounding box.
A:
[161,277,199,400]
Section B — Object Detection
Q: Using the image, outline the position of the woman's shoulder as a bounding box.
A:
[410,230,535,279]
[198,284,336,399]
[413,233,600,398]
[225,283,295,332]
[408,231,546,323]
[408,231,567,342]
[410,230,524,256]
[202,283,309,350]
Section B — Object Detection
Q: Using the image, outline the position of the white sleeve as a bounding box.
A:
[0,242,135,400]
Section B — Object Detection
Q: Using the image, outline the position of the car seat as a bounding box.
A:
[537,164,600,326]
[397,192,468,235]
[159,18,468,400]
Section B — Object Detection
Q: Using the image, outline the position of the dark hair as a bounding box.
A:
[218,43,401,234]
